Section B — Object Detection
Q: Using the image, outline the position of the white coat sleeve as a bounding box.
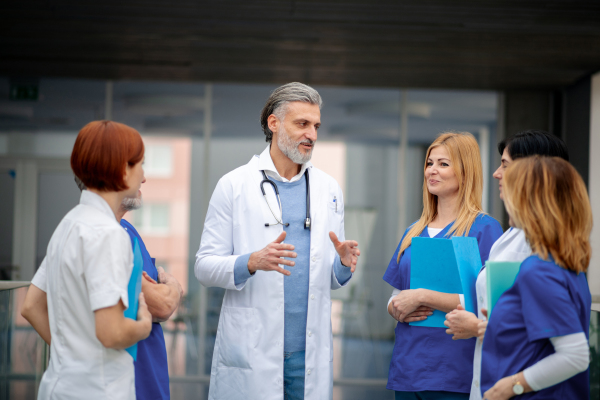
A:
[331,186,351,289]
[31,257,48,292]
[194,177,243,290]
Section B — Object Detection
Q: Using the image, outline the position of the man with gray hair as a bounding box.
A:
[195,82,360,400]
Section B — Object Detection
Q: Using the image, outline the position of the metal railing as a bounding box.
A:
[0,283,48,400]
[1,282,599,400]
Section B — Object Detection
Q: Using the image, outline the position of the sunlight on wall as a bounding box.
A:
[310,141,346,196]
[124,136,191,294]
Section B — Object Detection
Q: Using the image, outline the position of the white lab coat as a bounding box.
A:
[195,146,350,400]
[37,191,135,400]
[470,227,532,400]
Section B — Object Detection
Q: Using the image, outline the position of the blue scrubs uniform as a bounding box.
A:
[480,255,591,399]
[383,214,502,394]
[121,219,171,400]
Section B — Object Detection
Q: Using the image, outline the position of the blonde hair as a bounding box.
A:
[398,132,484,261]
[503,156,592,273]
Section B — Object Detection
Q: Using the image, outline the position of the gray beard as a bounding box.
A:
[277,125,314,165]
[121,196,142,212]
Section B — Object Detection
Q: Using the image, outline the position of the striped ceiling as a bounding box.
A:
[1,1,600,89]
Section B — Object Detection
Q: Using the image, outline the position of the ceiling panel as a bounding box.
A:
[1,1,599,89]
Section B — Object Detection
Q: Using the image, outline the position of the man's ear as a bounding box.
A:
[267,114,279,137]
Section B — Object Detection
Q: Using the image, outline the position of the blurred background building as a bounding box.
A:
[1,1,599,399]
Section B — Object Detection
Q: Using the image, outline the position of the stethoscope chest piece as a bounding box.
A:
[260,169,311,230]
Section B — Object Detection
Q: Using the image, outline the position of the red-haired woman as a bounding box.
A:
[22,121,152,400]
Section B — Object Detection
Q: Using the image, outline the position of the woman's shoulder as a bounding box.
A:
[470,213,503,235]
[71,206,128,240]
[399,220,421,240]
[474,213,501,226]
[499,228,530,250]
[518,255,571,282]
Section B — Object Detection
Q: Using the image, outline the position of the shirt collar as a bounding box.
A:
[79,190,117,220]
[422,222,453,238]
[257,145,312,183]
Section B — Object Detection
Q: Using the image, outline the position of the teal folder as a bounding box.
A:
[485,261,521,319]
[124,237,143,360]
[410,237,481,328]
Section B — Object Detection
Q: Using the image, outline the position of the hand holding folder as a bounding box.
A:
[485,261,521,319]
[409,237,482,328]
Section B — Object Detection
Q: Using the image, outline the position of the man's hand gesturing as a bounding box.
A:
[247,231,295,276]
[329,232,360,272]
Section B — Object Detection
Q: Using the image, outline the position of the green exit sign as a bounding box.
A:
[9,83,39,101]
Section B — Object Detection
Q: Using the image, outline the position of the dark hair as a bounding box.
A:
[71,120,144,191]
[497,130,569,161]
[260,82,322,143]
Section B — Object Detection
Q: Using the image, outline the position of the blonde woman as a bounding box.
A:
[383,132,503,400]
[480,156,591,400]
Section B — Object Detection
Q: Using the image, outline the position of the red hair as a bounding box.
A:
[71,120,144,192]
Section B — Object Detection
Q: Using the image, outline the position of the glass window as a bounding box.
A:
[0,77,500,400]
[144,143,173,178]
[129,204,170,234]
[149,204,170,231]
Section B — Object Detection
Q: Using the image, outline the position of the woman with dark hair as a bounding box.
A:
[497,129,569,162]
[23,121,152,400]
[481,156,591,399]
[444,130,570,400]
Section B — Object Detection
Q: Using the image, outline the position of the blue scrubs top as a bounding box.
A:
[383,214,502,393]
[480,255,591,399]
[121,219,171,400]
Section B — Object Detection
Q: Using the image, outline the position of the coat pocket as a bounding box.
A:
[216,306,257,370]
[327,192,343,214]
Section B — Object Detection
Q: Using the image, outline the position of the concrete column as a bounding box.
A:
[397,90,408,242]
[490,93,506,225]
[197,83,212,376]
[563,76,592,187]
[588,72,600,301]
[498,90,553,228]
[105,81,113,120]
[12,160,38,280]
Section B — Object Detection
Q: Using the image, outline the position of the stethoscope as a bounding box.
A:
[260,170,311,230]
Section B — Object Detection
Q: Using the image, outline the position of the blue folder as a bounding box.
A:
[124,237,143,360]
[485,261,521,319]
[410,237,481,328]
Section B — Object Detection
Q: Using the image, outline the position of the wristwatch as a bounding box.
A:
[512,374,524,395]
